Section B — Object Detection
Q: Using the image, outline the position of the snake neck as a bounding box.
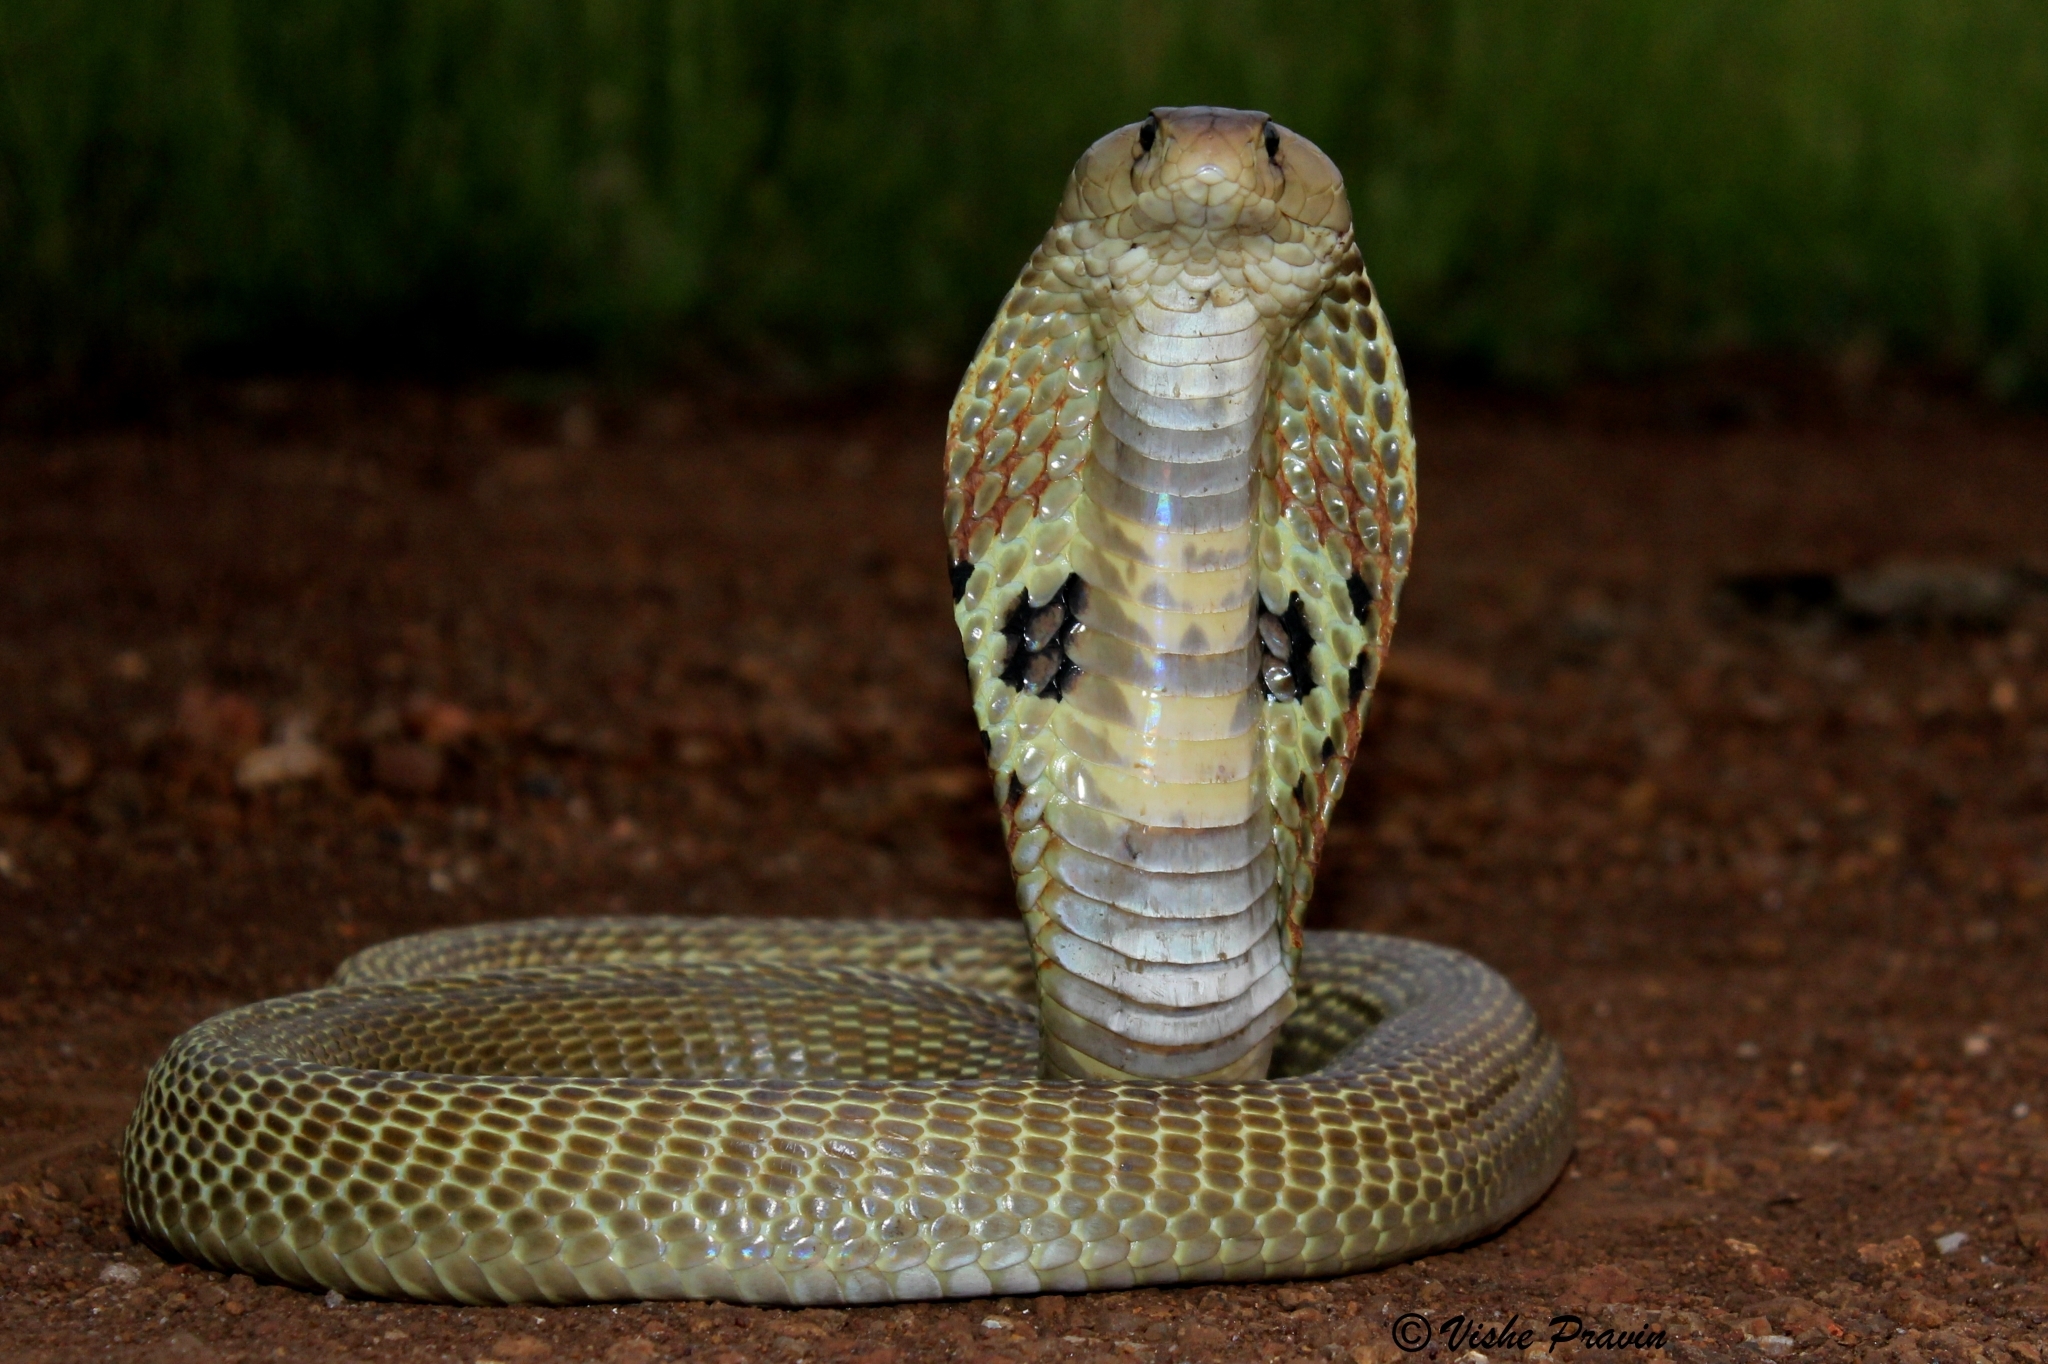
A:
[1016,270,1292,1083]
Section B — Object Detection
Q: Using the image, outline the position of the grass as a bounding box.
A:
[2,0,2045,394]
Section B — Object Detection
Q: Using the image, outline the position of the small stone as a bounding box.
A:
[235,739,336,790]
[323,1288,345,1308]
[405,696,476,745]
[1839,561,2018,628]
[1856,1235,1925,1271]
[1933,1231,1968,1255]
[603,1342,659,1364]
[98,1263,142,1286]
[1753,1335,1794,1356]
[1749,1297,1838,1339]
[1888,1287,1954,1329]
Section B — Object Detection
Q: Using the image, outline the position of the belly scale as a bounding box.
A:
[1015,274,1291,1082]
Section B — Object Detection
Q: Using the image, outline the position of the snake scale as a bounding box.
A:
[123,108,1573,1305]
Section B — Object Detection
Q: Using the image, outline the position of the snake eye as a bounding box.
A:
[1137,116,1157,155]
[1263,123,1281,162]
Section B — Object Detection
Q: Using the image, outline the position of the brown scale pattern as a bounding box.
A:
[123,918,1570,1304]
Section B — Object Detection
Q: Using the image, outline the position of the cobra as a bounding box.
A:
[123,108,1572,1306]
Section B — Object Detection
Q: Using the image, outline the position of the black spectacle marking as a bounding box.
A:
[949,561,974,603]
[1345,571,1375,624]
[1348,648,1371,701]
[1137,116,1158,154]
[1341,574,1378,701]
[999,573,1084,701]
[1259,593,1320,703]
[1263,122,1281,162]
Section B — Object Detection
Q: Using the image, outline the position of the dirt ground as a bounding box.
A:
[0,375,2044,1364]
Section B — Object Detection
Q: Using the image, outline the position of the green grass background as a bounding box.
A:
[2,0,2044,392]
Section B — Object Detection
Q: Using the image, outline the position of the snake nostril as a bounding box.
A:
[1137,116,1157,155]
[1264,122,1281,162]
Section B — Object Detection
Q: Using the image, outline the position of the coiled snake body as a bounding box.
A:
[124,109,1572,1305]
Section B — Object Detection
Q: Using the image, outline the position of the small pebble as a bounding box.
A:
[323,1288,345,1308]
[98,1263,142,1286]
[405,696,475,745]
[1935,1231,1968,1255]
[235,739,335,790]
[177,687,264,752]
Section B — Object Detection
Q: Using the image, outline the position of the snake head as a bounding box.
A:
[1057,106,1353,331]
[1064,106,1350,236]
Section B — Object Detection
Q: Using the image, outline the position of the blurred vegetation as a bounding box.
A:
[2,0,2044,394]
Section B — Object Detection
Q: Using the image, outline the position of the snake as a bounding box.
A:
[122,107,1573,1305]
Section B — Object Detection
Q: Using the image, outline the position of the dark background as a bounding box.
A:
[3,0,2047,399]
